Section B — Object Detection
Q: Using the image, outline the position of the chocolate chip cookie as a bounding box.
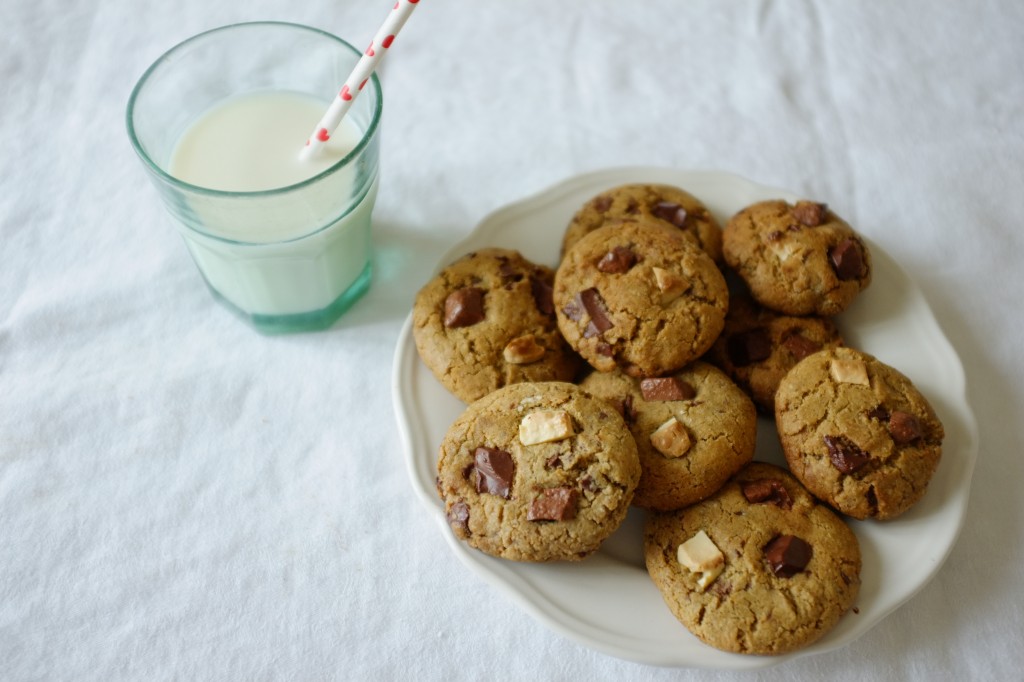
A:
[437,381,641,561]
[554,219,728,377]
[563,183,723,263]
[706,292,845,412]
[775,347,944,520]
[580,362,757,511]
[723,199,871,316]
[644,462,861,655]
[413,248,581,403]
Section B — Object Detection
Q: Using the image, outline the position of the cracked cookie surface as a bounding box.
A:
[644,462,861,655]
[775,347,944,520]
[580,362,756,511]
[554,219,728,377]
[413,248,581,403]
[562,183,723,263]
[437,381,640,561]
[723,199,871,316]
[706,291,844,412]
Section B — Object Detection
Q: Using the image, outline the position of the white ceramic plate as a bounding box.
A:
[391,168,978,669]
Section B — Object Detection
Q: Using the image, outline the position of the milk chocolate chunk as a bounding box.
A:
[596,246,637,273]
[829,238,864,281]
[792,201,828,227]
[640,377,696,402]
[579,288,613,334]
[651,201,688,227]
[527,487,578,522]
[727,329,772,366]
[764,534,812,578]
[782,332,822,361]
[473,446,514,498]
[446,502,470,533]
[591,195,612,212]
[444,287,485,328]
[888,410,923,444]
[741,479,793,510]
[530,276,554,316]
[823,434,871,474]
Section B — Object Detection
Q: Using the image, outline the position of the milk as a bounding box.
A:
[167,90,378,321]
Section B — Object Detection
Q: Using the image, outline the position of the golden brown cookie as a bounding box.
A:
[706,292,844,412]
[437,382,640,561]
[723,199,871,316]
[554,219,728,377]
[579,363,756,511]
[644,462,861,655]
[775,347,944,520]
[562,183,723,263]
[413,248,581,403]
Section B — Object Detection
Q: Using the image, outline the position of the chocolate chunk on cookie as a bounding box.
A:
[413,248,581,403]
[437,382,641,561]
[723,199,871,316]
[581,362,757,511]
[706,292,844,412]
[554,219,728,377]
[563,183,723,263]
[775,347,944,520]
[644,462,861,655]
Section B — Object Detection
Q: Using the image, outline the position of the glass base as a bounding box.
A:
[205,262,373,334]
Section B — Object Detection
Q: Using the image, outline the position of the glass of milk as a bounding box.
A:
[126,22,382,333]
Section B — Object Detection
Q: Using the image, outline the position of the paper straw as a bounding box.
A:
[302,0,421,158]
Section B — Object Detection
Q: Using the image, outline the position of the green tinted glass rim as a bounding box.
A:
[125,21,383,200]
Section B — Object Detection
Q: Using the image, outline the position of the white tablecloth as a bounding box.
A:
[4,1,1022,680]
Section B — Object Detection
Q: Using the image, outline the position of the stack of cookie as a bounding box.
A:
[412,182,944,656]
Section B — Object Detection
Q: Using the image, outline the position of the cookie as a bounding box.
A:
[563,183,723,263]
[722,199,871,316]
[554,219,728,377]
[437,381,641,562]
[580,362,757,510]
[706,292,844,412]
[644,462,861,655]
[775,347,944,520]
[413,248,581,403]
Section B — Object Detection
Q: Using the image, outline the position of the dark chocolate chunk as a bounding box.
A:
[444,287,485,328]
[530,276,554,316]
[823,434,871,474]
[829,238,864,281]
[613,395,637,424]
[625,198,640,214]
[782,332,822,361]
[651,201,688,227]
[767,230,785,242]
[888,410,922,444]
[591,195,612,212]
[764,535,812,578]
[527,487,578,522]
[792,201,828,227]
[741,479,793,510]
[639,377,696,402]
[579,288,613,334]
[595,341,614,356]
[596,246,637,274]
[473,446,514,498]
[866,405,890,422]
[727,329,772,367]
[497,257,522,284]
[446,502,470,534]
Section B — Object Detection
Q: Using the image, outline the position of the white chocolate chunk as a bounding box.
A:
[650,417,692,458]
[677,530,725,591]
[830,358,870,386]
[771,240,800,261]
[652,266,687,304]
[520,410,575,445]
[503,334,546,364]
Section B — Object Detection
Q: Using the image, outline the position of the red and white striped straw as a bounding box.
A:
[302,0,421,158]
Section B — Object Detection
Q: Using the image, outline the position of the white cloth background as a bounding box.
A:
[3,1,1022,680]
